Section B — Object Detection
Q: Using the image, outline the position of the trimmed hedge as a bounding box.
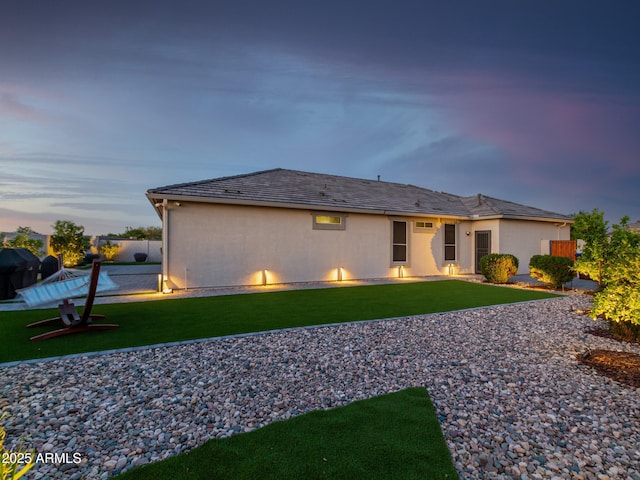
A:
[479,253,519,284]
[529,255,574,289]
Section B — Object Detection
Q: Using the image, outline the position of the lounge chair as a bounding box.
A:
[26,259,119,341]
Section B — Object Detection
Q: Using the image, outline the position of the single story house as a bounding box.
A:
[146,168,572,290]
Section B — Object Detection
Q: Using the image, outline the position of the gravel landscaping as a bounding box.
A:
[2,293,639,479]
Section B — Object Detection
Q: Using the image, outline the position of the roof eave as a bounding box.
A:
[383,210,467,220]
[145,192,471,218]
[483,214,574,223]
[146,191,572,223]
[146,192,385,215]
[145,192,166,219]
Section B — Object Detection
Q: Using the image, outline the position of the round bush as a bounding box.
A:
[479,253,519,284]
[529,255,574,288]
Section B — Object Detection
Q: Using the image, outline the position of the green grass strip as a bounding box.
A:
[112,387,459,480]
[0,280,557,363]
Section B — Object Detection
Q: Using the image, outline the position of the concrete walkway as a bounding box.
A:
[509,273,598,291]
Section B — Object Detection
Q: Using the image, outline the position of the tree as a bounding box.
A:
[574,211,640,330]
[572,209,609,285]
[592,252,640,326]
[50,220,90,267]
[106,226,162,240]
[7,226,44,256]
[571,208,608,244]
[591,221,640,331]
[123,226,162,240]
[574,211,640,288]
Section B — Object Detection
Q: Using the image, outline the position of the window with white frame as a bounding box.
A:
[414,220,435,232]
[312,213,346,230]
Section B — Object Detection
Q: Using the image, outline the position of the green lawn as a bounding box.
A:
[0,280,557,363]
[112,387,459,480]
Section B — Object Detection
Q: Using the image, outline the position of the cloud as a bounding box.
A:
[0,92,40,121]
[0,205,159,237]
[376,134,511,195]
[1,0,639,231]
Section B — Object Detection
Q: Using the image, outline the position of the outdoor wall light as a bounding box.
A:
[398,265,404,278]
[262,269,269,286]
[466,231,471,236]
[337,267,344,281]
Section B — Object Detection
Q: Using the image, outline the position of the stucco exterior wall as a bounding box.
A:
[454,220,474,274]
[405,218,455,277]
[454,218,571,275]
[162,202,462,288]
[160,201,571,288]
[464,219,500,274]
[496,219,570,274]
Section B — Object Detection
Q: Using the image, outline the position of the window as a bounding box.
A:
[444,224,456,261]
[312,213,346,230]
[316,215,341,224]
[414,220,435,232]
[416,221,433,229]
[392,221,407,263]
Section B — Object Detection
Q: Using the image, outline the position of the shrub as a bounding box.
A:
[1,412,35,479]
[529,255,574,289]
[99,241,120,261]
[592,284,640,327]
[591,246,640,327]
[479,253,519,284]
[573,212,640,328]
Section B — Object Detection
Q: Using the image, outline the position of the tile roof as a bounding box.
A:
[147,168,572,221]
[461,194,573,221]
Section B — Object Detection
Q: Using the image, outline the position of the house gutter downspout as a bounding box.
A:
[556,222,568,240]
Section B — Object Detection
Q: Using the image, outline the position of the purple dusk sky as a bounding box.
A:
[1,1,639,235]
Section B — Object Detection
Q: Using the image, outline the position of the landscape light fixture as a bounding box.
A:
[162,275,173,294]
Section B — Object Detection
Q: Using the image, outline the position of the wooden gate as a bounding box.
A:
[551,240,576,261]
